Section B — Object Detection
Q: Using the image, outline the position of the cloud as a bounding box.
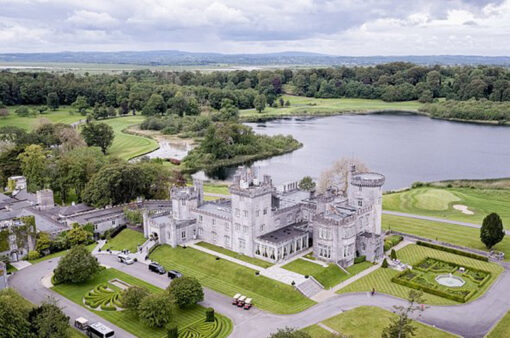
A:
[0,0,508,55]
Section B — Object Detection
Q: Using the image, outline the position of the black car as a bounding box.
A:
[148,262,166,274]
[167,270,182,279]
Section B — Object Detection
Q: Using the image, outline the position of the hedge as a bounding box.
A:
[354,255,366,264]
[416,241,489,262]
[384,235,403,252]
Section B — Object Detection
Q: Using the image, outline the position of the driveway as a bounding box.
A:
[11,253,510,338]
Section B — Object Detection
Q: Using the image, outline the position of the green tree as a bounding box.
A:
[0,289,32,338]
[167,276,204,309]
[81,122,114,154]
[418,89,433,103]
[381,258,388,268]
[35,232,51,254]
[66,223,92,247]
[121,286,149,313]
[480,213,505,249]
[137,293,174,328]
[46,92,59,110]
[382,290,425,338]
[254,94,267,113]
[71,95,89,115]
[390,249,397,260]
[124,208,143,225]
[53,245,100,284]
[143,94,167,116]
[269,327,311,338]
[215,98,239,121]
[28,301,69,338]
[298,176,316,191]
[17,144,48,192]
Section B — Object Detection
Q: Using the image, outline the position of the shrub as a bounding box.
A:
[167,276,204,309]
[166,322,178,338]
[27,251,40,260]
[416,241,488,262]
[205,307,215,322]
[53,245,100,284]
[121,286,149,312]
[390,249,397,260]
[381,258,388,268]
[137,293,174,328]
[354,255,366,264]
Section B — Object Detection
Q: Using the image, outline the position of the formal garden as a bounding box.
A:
[337,244,503,305]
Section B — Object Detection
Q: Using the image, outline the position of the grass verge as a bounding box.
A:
[486,310,510,338]
[195,242,273,268]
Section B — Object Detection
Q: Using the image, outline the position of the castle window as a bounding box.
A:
[243,210,248,217]
[235,209,240,217]
[182,200,186,206]
[239,238,246,249]
[358,200,363,207]
[235,223,241,231]
[256,210,260,217]
[199,215,203,223]
[224,235,230,247]
[212,218,216,225]
[198,227,203,236]
[263,208,268,215]
[260,224,265,232]
[181,231,186,239]
[212,232,217,243]
[225,222,230,231]
[243,225,248,233]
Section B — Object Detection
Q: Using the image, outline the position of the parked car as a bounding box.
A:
[244,298,252,310]
[74,317,89,330]
[118,253,134,265]
[167,270,182,279]
[87,322,115,338]
[232,293,241,305]
[148,262,166,274]
[236,295,246,307]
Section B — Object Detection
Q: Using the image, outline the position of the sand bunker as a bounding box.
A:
[453,204,474,215]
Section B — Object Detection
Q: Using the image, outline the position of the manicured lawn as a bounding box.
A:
[338,244,503,305]
[101,116,158,160]
[196,242,273,268]
[487,310,510,338]
[53,268,232,338]
[203,183,230,196]
[282,258,373,289]
[303,306,455,338]
[383,186,510,229]
[28,243,97,264]
[150,245,315,314]
[1,105,84,130]
[301,324,332,337]
[240,96,422,120]
[382,214,510,261]
[103,229,146,253]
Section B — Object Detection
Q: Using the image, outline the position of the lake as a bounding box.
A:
[200,113,510,191]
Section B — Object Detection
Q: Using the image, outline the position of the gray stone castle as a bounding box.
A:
[143,166,385,267]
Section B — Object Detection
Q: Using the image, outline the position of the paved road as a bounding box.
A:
[11,253,510,338]
[383,210,510,235]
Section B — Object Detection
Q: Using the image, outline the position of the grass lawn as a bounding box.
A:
[240,95,422,121]
[150,245,315,314]
[196,242,273,268]
[382,214,510,261]
[282,259,373,289]
[28,243,97,264]
[53,268,232,338]
[337,244,503,305]
[101,116,158,160]
[1,105,84,130]
[102,229,146,253]
[487,310,510,338]
[383,185,510,229]
[303,306,455,338]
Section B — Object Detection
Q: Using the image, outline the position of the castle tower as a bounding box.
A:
[193,178,204,206]
[229,167,274,256]
[170,186,198,221]
[348,168,385,234]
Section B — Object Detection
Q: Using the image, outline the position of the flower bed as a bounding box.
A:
[84,283,124,311]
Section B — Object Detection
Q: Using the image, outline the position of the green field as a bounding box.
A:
[240,95,422,121]
[382,214,510,260]
[282,259,373,289]
[337,244,503,305]
[302,306,455,338]
[487,310,510,338]
[0,105,84,129]
[101,116,158,160]
[53,268,232,338]
[102,229,146,253]
[383,185,510,229]
[196,242,273,268]
[150,245,315,314]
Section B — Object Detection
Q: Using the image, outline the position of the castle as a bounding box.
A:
[143,166,385,267]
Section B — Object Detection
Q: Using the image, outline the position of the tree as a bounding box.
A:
[0,289,32,338]
[15,106,30,117]
[298,176,316,191]
[72,95,89,115]
[480,213,505,249]
[121,286,149,313]
[382,258,388,268]
[418,89,433,103]
[382,290,425,338]
[35,232,51,254]
[390,249,397,260]
[254,94,267,113]
[28,300,69,338]
[17,144,49,192]
[143,94,167,116]
[66,223,92,247]
[138,293,174,328]
[167,276,204,309]
[214,98,239,121]
[269,327,311,338]
[53,245,100,284]
[317,157,369,194]
[81,122,114,154]
[46,92,59,110]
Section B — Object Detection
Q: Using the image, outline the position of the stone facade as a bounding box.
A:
[144,166,385,267]
[0,262,7,289]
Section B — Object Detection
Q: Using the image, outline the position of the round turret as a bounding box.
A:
[350,172,385,188]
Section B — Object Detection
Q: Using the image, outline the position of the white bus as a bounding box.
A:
[87,322,115,338]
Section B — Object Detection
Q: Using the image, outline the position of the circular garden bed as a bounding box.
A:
[84,283,124,311]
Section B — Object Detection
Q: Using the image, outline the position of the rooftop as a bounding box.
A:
[323,204,357,221]
[257,223,307,244]
[196,200,232,219]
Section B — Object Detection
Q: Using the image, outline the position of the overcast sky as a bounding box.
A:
[1,0,509,55]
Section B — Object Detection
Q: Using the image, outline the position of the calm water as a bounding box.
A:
[202,114,510,191]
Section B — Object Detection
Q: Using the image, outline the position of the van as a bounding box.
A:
[117,253,134,265]
[87,322,115,338]
[148,262,166,274]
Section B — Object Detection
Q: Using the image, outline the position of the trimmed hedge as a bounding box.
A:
[205,307,215,322]
[384,235,403,252]
[416,241,489,262]
[354,255,366,264]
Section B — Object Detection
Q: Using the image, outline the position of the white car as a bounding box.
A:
[118,253,135,265]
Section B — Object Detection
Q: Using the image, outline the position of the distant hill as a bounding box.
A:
[0,50,509,66]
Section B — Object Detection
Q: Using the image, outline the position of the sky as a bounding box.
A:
[1,0,510,55]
